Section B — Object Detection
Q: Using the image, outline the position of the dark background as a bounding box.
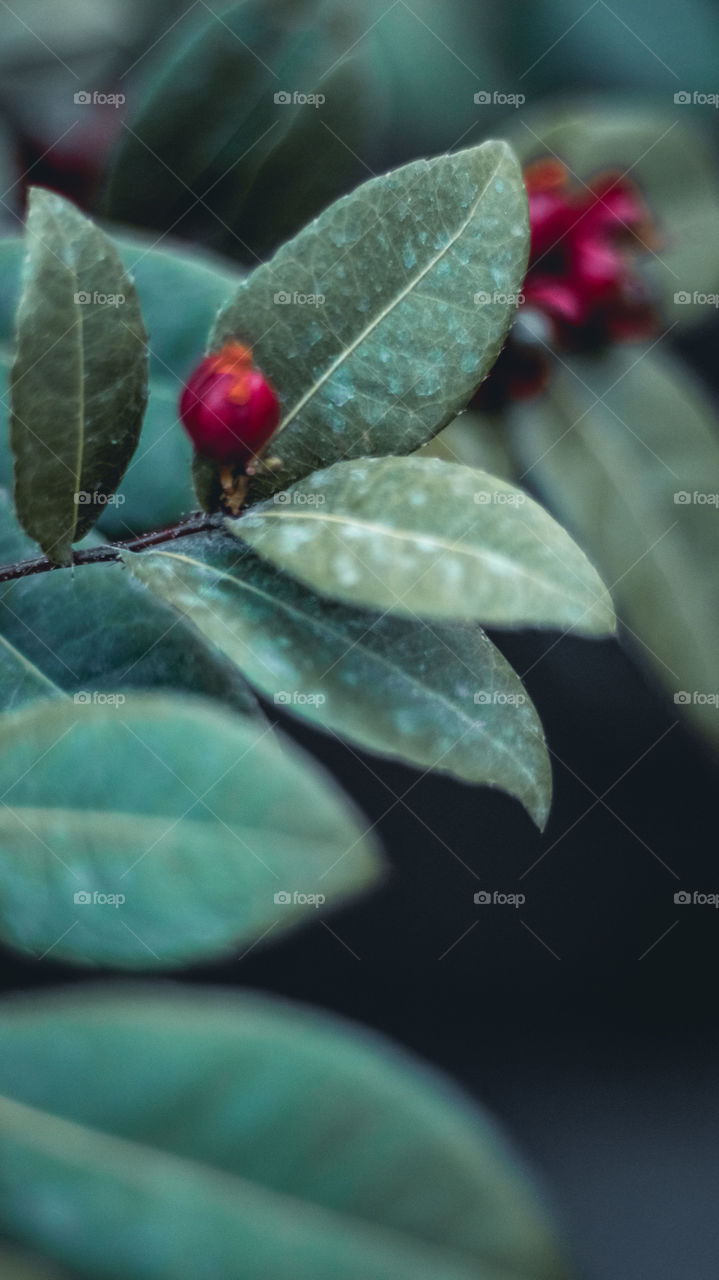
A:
[2,2,719,1277]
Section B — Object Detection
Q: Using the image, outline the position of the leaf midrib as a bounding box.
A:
[141,550,543,799]
[276,148,505,434]
[0,1093,505,1280]
[241,505,603,610]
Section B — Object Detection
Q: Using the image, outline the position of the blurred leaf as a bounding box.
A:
[232,455,615,632]
[10,190,148,564]
[209,140,529,504]
[0,984,568,1280]
[0,1242,73,1280]
[497,1,719,97]
[421,410,521,482]
[124,532,552,827]
[0,692,380,967]
[509,347,719,750]
[0,234,240,538]
[105,0,380,262]
[504,98,719,325]
[0,501,261,716]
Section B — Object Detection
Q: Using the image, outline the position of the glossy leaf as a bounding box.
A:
[0,528,262,719]
[0,693,381,967]
[0,985,568,1280]
[10,190,148,563]
[231,455,615,632]
[124,532,552,827]
[209,140,529,502]
[505,99,719,325]
[509,347,719,749]
[0,234,240,538]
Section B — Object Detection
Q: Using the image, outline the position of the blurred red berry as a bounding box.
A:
[179,342,281,466]
[473,158,660,410]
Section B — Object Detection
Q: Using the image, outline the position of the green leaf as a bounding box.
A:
[508,347,719,750]
[0,693,381,967]
[124,532,552,827]
[0,234,241,539]
[0,513,262,717]
[104,0,379,262]
[209,140,529,503]
[504,98,719,326]
[9,190,148,564]
[231,455,615,633]
[0,985,568,1280]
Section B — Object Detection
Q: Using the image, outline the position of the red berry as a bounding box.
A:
[179,341,281,467]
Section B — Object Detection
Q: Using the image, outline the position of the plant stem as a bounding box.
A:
[0,512,221,584]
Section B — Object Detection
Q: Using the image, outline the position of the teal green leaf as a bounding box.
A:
[509,347,719,750]
[0,546,262,722]
[209,140,529,502]
[10,190,148,564]
[0,985,568,1280]
[0,693,380,967]
[124,533,552,827]
[230,455,615,633]
[505,99,719,326]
